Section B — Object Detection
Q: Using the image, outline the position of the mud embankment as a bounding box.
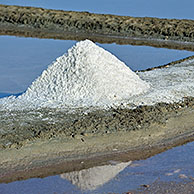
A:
[0,97,194,183]
[1,4,194,51]
[0,97,194,150]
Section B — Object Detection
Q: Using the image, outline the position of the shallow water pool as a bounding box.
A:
[1,141,194,194]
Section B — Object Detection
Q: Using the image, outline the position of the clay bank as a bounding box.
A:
[1,4,194,51]
[0,40,194,183]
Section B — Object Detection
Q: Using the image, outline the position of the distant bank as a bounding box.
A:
[1,4,194,51]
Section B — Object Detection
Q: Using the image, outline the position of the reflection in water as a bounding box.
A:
[1,142,194,193]
[60,161,131,191]
[1,27,194,52]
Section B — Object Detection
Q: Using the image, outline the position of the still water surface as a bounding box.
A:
[1,141,194,194]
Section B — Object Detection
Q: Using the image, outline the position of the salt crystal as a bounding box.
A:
[5,40,149,109]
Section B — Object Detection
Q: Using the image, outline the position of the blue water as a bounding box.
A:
[1,141,194,194]
[1,35,193,94]
[0,92,22,98]
[0,36,76,94]
[1,0,194,19]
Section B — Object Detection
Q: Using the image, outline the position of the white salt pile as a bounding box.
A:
[134,59,194,105]
[0,40,150,110]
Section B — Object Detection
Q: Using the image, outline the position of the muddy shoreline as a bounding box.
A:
[1,97,194,150]
[1,4,194,51]
[0,96,194,183]
[1,130,194,184]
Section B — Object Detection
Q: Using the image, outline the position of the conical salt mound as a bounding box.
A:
[17,40,149,108]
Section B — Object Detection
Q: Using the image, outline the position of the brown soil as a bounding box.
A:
[0,97,194,150]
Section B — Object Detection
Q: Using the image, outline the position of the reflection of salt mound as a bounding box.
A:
[1,40,149,109]
[60,161,131,191]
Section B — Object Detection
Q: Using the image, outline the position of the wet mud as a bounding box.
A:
[1,4,194,51]
[0,96,194,183]
[0,97,194,150]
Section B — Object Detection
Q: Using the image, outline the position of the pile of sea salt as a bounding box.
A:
[0,40,150,110]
